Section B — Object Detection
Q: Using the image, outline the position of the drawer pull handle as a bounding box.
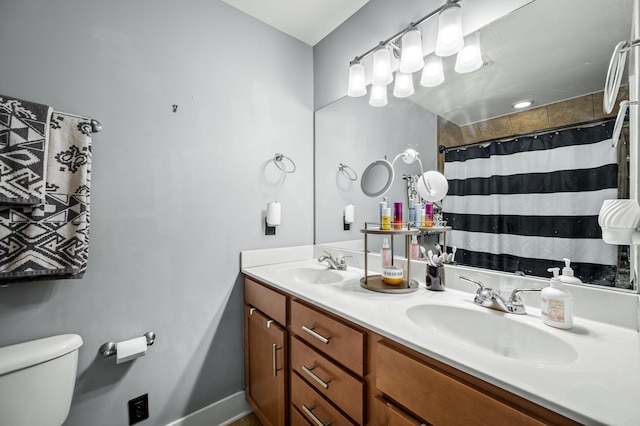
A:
[272,344,282,376]
[301,365,330,389]
[302,404,331,426]
[302,325,330,344]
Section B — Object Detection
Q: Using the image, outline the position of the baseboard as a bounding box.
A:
[166,391,252,426]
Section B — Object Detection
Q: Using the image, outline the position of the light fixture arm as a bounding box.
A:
[351,0,462,64]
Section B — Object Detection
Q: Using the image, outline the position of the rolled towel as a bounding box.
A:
[0,94,53,205]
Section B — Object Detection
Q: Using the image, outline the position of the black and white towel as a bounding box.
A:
[0,94,53,205]
[442,122,618,285]
[0,112,92,281]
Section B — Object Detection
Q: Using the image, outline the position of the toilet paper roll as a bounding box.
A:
[267,201,281,226]
[116,336,147,364]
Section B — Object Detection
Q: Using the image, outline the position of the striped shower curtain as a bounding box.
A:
[442,122,619,286]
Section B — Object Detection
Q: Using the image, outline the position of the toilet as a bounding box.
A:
[0,334,83,426]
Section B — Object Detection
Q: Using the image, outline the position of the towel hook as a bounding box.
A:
[338,163,357,181]
[273,153,296,173]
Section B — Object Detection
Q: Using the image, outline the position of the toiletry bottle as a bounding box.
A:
[379,197,388,227]
[381,238,392,267]
[408,200,416,228]
[425,202,434,227]
[381,207,391,230]
[410,234,420,259]
[394,202,403,229]
[414,202,422,227]
[541,267,573,329]
[420,204,427,227]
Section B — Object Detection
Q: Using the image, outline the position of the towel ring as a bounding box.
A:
[273,153,296,173]
[338,163,357,181]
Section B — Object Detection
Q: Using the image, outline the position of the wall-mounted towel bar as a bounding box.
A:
[98,331,155,358]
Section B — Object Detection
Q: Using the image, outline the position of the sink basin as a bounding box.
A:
[406,304,578,364]
[274,265,345,284]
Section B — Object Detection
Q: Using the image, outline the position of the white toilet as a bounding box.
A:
[0,334,83,426]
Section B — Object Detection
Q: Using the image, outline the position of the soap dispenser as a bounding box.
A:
[541,267,573,329]
[560,258,582,285]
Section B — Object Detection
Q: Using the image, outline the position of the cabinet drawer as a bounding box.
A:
[374,396,424,426]
[376,341,545,426]
[290,405,312,426]
[291,300,364,376]
[245,278,287,325]
[291,336,364,425]
[291,372,355,426]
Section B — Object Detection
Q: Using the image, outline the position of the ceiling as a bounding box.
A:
[221,0,369,46]
[410,0,634,125]
[223,0,634,125]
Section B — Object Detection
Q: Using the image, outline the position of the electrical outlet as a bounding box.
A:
[128,394,149,425]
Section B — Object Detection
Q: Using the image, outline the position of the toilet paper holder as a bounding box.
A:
[99,331,156,358]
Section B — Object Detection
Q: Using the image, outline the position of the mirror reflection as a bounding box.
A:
[314,0,635,290]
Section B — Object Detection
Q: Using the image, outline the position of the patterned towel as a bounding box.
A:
[0,112,92,282]
[0,94,53,205]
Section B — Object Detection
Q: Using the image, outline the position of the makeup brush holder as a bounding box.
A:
[426,265,446,291]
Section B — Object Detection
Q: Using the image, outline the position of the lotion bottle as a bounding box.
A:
[541,267,573,329]
[410,234,420,259]
[381,238,392,267]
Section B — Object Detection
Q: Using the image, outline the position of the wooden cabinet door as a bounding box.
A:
[245,305,287,426]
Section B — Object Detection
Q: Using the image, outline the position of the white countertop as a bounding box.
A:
[241,247,640,426]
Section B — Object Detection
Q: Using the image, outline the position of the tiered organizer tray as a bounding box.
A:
[360,223,421,294]
[360,222,452,294]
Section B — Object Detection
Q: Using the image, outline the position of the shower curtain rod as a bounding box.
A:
[438,115,622,153]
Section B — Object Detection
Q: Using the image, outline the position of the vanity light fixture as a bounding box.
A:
[435,1,465,57]
[346,0,484,103]
[393,71,415,98]
[369,84,388,107]
[347,60,367,97]
[420,54,445,87]
[400,25,425,73]
[454,31,483,73]
[372,44,393,86]
[512,100,534,109]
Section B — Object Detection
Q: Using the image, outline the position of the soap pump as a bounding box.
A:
[541,267,573,329]
[560,258,582,285]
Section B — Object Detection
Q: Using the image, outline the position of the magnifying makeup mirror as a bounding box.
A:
[361,159,395,197]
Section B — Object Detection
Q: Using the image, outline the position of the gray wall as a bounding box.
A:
[315,90,437,246]
[0,1,313,425]
[313,0,443,110]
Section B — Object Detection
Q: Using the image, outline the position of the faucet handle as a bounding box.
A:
[459,276,485,292]
[508,288,543,305]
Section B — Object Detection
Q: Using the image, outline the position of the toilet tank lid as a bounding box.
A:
[0,334,83,376]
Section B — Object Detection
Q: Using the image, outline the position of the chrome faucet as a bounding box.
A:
[317,251,350,271]
[459,276,542,315]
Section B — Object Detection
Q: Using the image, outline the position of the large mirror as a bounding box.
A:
[314,0,636,290]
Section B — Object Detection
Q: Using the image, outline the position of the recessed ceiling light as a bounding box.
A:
[512,100,534,109]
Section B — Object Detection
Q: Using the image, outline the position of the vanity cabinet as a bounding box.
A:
[244,279,288,426]
[244,276,581,426]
